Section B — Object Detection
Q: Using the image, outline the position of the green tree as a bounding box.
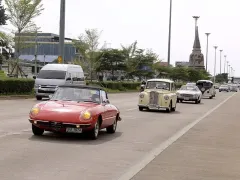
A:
[169,67,189,81]
[96,49,126,80]
[5,0,44,57]
[74,28,102,81]
[215,73,227,83]
[0,0,8,25]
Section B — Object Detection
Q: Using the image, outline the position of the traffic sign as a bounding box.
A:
[58,56,62,63]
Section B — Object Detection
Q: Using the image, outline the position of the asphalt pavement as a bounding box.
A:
[0,91,236,180]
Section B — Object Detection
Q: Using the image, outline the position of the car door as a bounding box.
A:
[100,90,113,127]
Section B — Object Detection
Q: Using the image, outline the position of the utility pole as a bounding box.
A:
[167,0,172,67]
[224,55,227,73]
[59,0,65,64]
[34,29,42,75]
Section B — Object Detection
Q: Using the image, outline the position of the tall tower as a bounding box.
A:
[189,16,205,69]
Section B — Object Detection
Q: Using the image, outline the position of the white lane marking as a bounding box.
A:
[0,128,31,138]
[126,108,137,111]
[117,92,236,180]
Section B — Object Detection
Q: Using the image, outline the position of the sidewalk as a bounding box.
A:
[132,93,240,180]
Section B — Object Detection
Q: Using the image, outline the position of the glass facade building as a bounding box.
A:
[15,33,77,63]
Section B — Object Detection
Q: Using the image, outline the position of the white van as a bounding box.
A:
[33,64,85,100]
[196,80,216,99]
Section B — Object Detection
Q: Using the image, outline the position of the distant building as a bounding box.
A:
[15,32,78,64]
[175,61,189,67]
[158,61,169,67]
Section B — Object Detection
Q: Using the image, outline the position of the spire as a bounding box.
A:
[193,26,201,50]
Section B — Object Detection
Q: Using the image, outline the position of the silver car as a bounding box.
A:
[176,85,202,104]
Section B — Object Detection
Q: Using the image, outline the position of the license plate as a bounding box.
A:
[149,105,158,109]
[66,128,82,133]
[184,97,189,100]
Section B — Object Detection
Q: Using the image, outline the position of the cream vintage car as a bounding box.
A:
[138,79,177,112]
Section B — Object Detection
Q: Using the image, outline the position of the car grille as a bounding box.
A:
[149,91,159,105]
[181,94,193,98]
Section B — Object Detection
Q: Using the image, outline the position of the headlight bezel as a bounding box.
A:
[80,110,92,120]
[30,107,40,115]
[164,95,169,100]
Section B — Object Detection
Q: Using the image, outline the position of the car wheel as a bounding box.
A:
[177,99,180,103]
[106,118,117,134]
[89,120,100,140]
[209,96,213,99]
[36,96,42,100]
[195,99,198,104]
[171,103,176,111]
[166,101,172,113]
[198,99,201,104]
[219,91,221,92]
[139,107,144,111]
[32,124,44,136]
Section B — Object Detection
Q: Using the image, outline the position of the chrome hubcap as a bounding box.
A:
[113,120,117,130]
[94,122,99,137]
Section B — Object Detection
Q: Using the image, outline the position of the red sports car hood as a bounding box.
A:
[33,100,97,123]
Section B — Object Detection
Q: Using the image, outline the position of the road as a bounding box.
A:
[0,92,235,180]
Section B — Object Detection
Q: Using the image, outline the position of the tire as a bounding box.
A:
[171,103,176,111]
[195,99,198,104]
[36,96,42,100]
[89,120,100,140]
[209,96,213,99]
[198,99,201,104]
[139,107,144,111]
[166,101,172,113]
[32,124,44,136]
[106,118,117,134]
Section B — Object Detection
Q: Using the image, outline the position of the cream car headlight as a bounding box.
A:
[139,93,144,98]
[80,110,92,120]
[164,95,169,100]
[30,107,40,115]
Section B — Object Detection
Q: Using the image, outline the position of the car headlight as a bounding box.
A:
[80,110,92,120]
[30,107,40,115]
[164,95,169,100]
[139,93,144,98]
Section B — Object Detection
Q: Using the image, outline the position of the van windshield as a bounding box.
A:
[37,70,66,79]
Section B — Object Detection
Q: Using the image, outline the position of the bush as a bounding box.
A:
[0,70,6,79]
[87,81,141,91]
[0,78,34,94]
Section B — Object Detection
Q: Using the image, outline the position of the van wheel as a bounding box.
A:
[36,96,42,100]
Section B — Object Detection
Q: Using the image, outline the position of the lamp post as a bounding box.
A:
[219,50,223,74]
[205,33,210,71]
[59,0,65,64]
[167,0,172,67]
[213,46,218,84]
[224,55,227,73]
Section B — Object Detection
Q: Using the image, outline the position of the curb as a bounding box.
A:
[0,95,34,100]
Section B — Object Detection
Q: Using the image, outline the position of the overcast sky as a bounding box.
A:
[3,0,240,76]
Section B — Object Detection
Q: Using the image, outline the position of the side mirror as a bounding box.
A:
[103,99,110,104]
[48,94,53,99]
[33,75,36,79]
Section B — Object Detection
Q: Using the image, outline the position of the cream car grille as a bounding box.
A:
[149,91,159,105]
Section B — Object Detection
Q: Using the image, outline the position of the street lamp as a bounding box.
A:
[167,0,172,67]
[59,0,66,64]
[219,50,223,74]
[205,33,210,71]
[34,29,42,75]
[213,46,218,84]
[224,55,227,73]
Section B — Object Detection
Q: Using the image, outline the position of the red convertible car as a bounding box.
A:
[29,85,122,140]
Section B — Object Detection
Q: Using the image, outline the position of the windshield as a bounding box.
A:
[51,87,100,103]
[37,70,66,79]
[180,85,198,91]
[146,81,170,90]
[196,81,212,88]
